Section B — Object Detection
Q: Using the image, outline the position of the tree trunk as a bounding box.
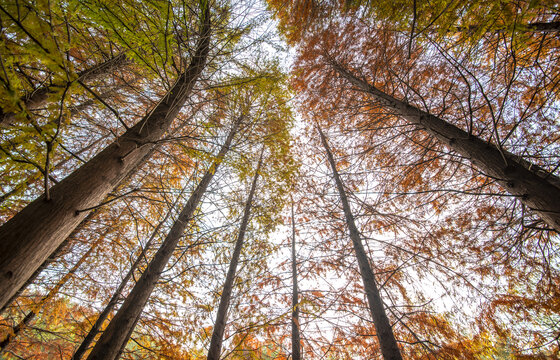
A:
[0,134,109,205]
[0,3,212,310]
[84,116,239,360]
[0,224,112,354]
[0,210,100,315]
[71,205,174,360]
[0,53,130,126]
[0,138,161,314]
[454,21,560,34]
[207,149,263,360]
[319,126,403,360]
[527,21,560,32]
[290,200,301,360]
[332,62,560,233]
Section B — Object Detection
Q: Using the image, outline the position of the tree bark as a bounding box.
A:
[0,53,130,126]
[290,200,301,360]
[0,3,212,310]
[84,116,239,360]
[207,149,263,360]
[332,62,560,233]
[319,125,403,360]
[527,21,560,32]
[0,134,109,205]
[0,224,112,354]
[71,206,174,360]
[0,210,99,315]
[454,21,560,34]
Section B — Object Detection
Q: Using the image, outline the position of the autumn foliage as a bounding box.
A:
[0,0,559,359]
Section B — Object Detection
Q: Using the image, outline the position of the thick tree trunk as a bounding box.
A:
[332,63,560,233]
[0,210,99,315]
[319,126,403,360]
[84,117,239,360]
[0,139,160,314]
[290,200,301,360]
[71,207,173,360]
[528,21,560,32]
[0,224,112,354]
[0,53,129,126]
[455,21,560,34]
[207,149,263,360]
[0,4,212,310]
[0,134,109,205]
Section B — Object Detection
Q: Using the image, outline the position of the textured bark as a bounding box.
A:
[0,53,129,126]
[0,5,212,310]
[332,63,560,233]
[85,117,239,360]
[319,126,403,360]
[290,200,301,360]
[0,210,98,315]
[0,134,109,205]
[207,150,263,360]
[71,208,173,360]
[455,21,560,34]
[0,225,111,354]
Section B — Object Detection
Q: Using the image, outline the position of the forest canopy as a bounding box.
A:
[0,0,559,359]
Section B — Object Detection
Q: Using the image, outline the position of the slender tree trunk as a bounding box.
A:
[0,53,129,126]
[0,224,113,354]
[319,126,402,360]
[0,3,212,310]
[207,149,263,360]
[332,62,560,233]
[71,205,174,360]
[84,117,240,360]
[290,200,301,360]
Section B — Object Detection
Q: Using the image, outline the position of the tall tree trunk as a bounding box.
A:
[207,149,263,360]
[0,138,162,314]
[84,117,240,360]
[0,53,130,126]
[331,62,560,233]
[454,21,560,34]
[0,2,212,310]
[0,134,109,205]
[290,200,301,360]
[527,21,560,32]
[318,126,403,360]
[0,210,98,315]
[71,204,174,360]
[0,224,113,354]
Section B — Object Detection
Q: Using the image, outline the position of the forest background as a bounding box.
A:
[0,0,559,359]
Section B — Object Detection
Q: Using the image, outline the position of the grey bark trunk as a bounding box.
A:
[85,117,239,360]
[71,206,173,360]
[0,4,211,310]
[0,139,160,315]
[0,134,109,205]
[206,149,263,360]
[291,200,301,360]
[0,210,98,315]
[0,224,112,353]
[332,63,560,233]
[319,126,403,360]
[0,53,129,126]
